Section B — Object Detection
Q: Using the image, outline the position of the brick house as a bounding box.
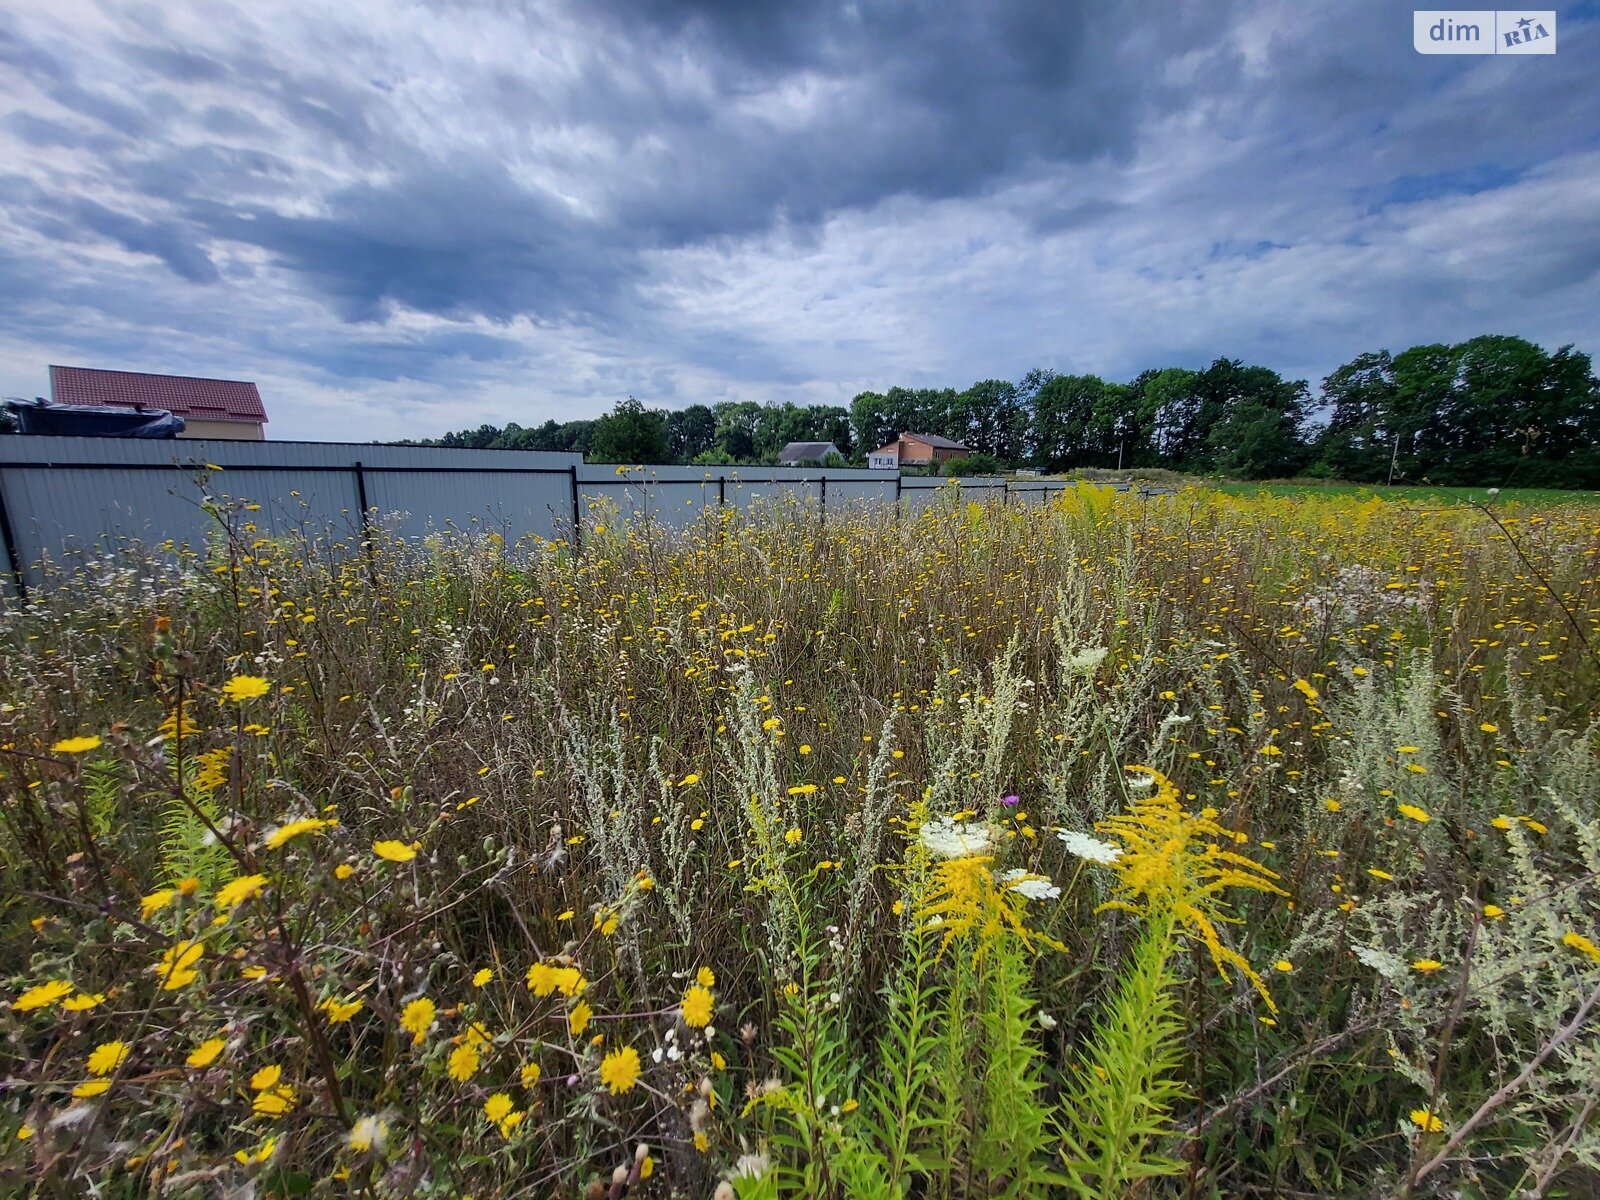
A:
[867,432,969,471]
[50,365,269,440]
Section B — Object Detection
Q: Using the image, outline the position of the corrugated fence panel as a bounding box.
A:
[365,468,574,543]
[0,437,1156,599]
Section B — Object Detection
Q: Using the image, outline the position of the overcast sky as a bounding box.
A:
[2,1,1597,441]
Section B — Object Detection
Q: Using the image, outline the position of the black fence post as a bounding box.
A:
[820,474,828,523]
[0,471,27,602]
[352,461,372,532]
[568,465,582,552]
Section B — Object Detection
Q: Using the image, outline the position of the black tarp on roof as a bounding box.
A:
[6,398,186,438]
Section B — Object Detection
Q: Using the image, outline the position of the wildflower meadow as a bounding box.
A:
[3,483,1599,1199]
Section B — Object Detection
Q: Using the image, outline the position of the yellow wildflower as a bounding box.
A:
[221,675,272,702]
[52,735,102,754]
[472,968,494,987]
[400,997,436,1044]
[252,1087,297,1118]
[1411,1108,1445,1133]
[1396,804,1431,823]
[696,966,716,988]
[140,889,177,919]
[373,840,419,862]
[87,1041,130,1076]
[322,996,364,1023]
[681,985,714,1029]
[214,874,268,911]
[72,1079,112,1099]
[250,1064,282,1091]
[13,979,75,1012]
[264,817,336,849]
[1094,766,1285,1010]
[448,1044,482,1082]
[234,1136,277,1164]
[187,1038,226,1068]
[569,999,594,1037]
[600,1045,642,1095]
[1411,959,1444,974]
[154,940,203,990]
[1563,932,1600,963]
[62,992,105,1012]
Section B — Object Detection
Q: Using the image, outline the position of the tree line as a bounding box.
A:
[401,334,1600,486]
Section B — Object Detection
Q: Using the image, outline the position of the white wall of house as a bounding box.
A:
[868,451,899,470]
[179,419,265,440]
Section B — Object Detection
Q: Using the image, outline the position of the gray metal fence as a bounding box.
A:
[0,436,1166,595]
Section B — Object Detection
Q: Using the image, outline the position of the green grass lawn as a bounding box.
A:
[1212,479,1600,506]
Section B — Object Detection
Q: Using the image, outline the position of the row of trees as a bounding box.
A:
[407,335,1599,486]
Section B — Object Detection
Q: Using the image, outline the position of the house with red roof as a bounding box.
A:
[867,432,969,471]
[50,365,269,440]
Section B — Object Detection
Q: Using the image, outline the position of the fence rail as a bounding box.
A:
[0,436,1171,597]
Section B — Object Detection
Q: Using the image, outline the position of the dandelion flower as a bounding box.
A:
[87,1041,129,1076]
[1563,932,1600,963]
[681,985,714,1029]
[568,999,594,1037]
[483,1093,515,1124]
[250,1064,282,1091]
[214,874,268,911]
[13,979,75,1012]
[696,966,716,988]
[1411,959,1444,974]
[62,992,105,1012]
[373,839,419,863]
[234,1137,276,1165]
[154,940,204,990]
[400,997,436,1044]
[448,1044,482,1082]
[140,889,177,918]
[221,675,272,702]
[72,1079,112,1099]
[1482,904,1505,920]
[600,1045,642,1095]
[1410,1108,1445,1133]
[321,996,363,1023]
[52,735,102,754]
[1396,804,1431,824]
[187,1038,226,1068]
[472,968,493,987]
[252,1087,297,1118]
[1273,960,1294,973]
[264,817,336,849]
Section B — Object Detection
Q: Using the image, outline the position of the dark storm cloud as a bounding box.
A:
[183,162,632,323]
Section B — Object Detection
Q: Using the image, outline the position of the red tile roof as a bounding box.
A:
[50,365,268,423]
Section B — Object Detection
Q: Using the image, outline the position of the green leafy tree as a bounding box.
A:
[664,404,716,463]
[588,396,670,463]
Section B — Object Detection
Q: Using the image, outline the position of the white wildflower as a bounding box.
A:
[998,868,1062,900]
[1066,647,1108,674]
[919,816,993,860]
[1058,830,1122,864]
[733,1152,772,1179]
